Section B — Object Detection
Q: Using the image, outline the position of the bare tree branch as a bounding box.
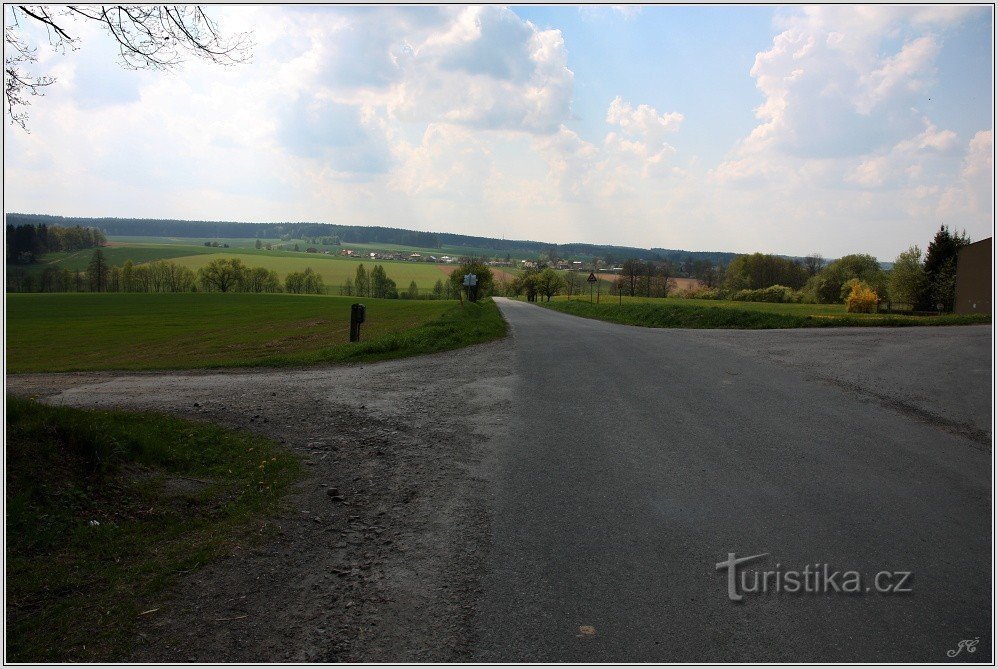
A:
[4,5,252,129]
[17,5,72,40]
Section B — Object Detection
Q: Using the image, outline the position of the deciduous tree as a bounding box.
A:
[535,268,564,302]
[354,264,369,297]
[197,257,247,292]
[887,246,927,308]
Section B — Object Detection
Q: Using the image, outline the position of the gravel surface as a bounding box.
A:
[7,338,515,662]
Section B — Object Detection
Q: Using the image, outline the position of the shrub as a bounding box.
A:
[808,254,886,303]
[731,284,799,303]
[678,286,724,299]
[845,281,878,313]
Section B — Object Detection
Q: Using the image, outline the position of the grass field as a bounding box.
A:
[107,235,532,260]
[10,239,466,289]
[166,252,453,290]
[15,244,218,274]
[5,396,299,661]
[538,295,991,328]
[11,244,459,291]
[108,235,285,248]
[6,293,507,372]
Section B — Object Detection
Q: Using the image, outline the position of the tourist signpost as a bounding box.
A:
[463,273,479,302]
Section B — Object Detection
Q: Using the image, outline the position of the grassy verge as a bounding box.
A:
[5,396,300,662]
[265,295,507,366]
[537,298,992,329]
[6,293,507,372]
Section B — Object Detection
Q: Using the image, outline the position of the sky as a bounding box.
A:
[3,4,994,260]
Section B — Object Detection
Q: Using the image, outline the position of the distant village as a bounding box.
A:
[334,247,624,273]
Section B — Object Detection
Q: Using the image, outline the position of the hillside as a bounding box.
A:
[5,213,741,266]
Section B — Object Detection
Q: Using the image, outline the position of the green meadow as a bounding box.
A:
[26,243,217,273]
[12,239,459,291]
[106,235,527,260]
[165,252,452,290]
[6,293,507,372]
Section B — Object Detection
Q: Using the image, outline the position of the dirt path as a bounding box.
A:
[7,339,515,662]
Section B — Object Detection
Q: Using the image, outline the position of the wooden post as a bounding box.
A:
[350,303,365,342]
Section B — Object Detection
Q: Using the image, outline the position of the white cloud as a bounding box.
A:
[386,6,573,133]
[534,96,687,200]
[710,5,987,243]
[962,130,994,178]
[606,96,683,141]
[389,123,491,197]
[845,118,961,188]
[936,130,994,222]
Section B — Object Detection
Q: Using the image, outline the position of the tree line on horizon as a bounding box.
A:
[5,213,744,269]
[6,253,324,296]
[6,223,106,263]
[667,225,971,312]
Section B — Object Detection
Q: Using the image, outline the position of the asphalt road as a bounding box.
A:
[476,298,992,663]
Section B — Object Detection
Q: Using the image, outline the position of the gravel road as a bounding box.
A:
[7,299,991,662]
[7,338,516,662]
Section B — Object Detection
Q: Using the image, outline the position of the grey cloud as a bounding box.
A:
[278,96,393,175]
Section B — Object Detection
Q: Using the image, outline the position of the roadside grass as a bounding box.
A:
[537,297,991,329]
[548,293,862,316]
[5,395,300,662]
[269,295,508,366]
[6,293,507,373]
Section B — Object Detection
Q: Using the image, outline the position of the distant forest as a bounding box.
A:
[6,221,106,263]
[5,213,741,266]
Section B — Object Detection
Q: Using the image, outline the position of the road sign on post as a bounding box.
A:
[463,273,478,302]
[587,272,597,304]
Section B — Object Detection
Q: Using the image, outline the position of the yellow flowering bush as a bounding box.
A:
[846,281,878,313]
